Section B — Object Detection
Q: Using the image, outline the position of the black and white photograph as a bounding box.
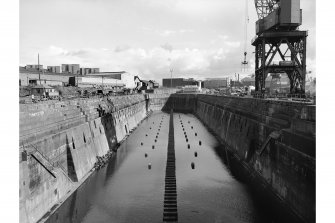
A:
[3,0,331,222]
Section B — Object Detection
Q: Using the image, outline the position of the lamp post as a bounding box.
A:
[38,53,41,85]
[170,68,173,88]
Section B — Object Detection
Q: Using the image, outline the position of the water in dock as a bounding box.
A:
[45,111,289,223]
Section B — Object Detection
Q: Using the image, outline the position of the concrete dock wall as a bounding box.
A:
[19,95,147,223]
[163,94,315,222]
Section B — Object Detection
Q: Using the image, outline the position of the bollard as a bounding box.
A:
[148,163,152,169]
[188,144,190,149]
[152,145,155,149]
[191,162,195,169]
[145,153,148,157]
[194,151,197,157]
[141,142,143,146]
[186,138,188,142]
[199,141,201,145]
[146,134,148,137]
[191,126,193,129]
[195,133,197,136]
[155,139,157,142]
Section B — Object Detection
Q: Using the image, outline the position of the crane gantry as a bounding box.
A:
[251,0,307,95]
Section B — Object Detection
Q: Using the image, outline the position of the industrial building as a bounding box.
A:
[62,64,80,74]
[162,78,199,88]
[80,68,100,75]
[89,71,136,89]
[20,66,138,91]
[30,85,59,98]
[68,71,136,90]
[25,65,43,70]
[47,66,61,73]
[203,78,229,89]
[20,67,71,86]
[69,75,125,90]
[241,74,291,93]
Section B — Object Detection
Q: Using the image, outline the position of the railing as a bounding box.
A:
[251,92,315,104]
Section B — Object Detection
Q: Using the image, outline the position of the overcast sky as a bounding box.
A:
[20,0,315,82]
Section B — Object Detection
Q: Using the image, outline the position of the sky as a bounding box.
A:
[20,0,316,82]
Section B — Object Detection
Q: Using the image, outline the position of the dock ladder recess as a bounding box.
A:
[163,109,178,222]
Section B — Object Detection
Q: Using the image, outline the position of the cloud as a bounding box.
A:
[160,30,177,36]
[21,0,315,80]
[114,45,131,53]
[161,43,173,52]
[38,44,249,82]
[159,29,194,36]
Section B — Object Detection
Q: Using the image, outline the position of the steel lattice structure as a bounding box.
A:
[252,31,307,94]
[252,0,307,95]
[254,0,280,19]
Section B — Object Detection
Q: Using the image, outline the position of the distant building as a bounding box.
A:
[25,65,43,70]
[241,76,255,86]
[62,64,80,74]
[181,85,200,93]
[30,85,59,97]
[91,68,99,73]
[80,67,100,75]
[203,78,229,89]
[69,75,125,90]
[47,66,61,73]
[80,68,87,75]
[89,71,136,88]
[230,80,243,87]
[241,74,291,93]
[162,78,198,88]
[20,67,70,86]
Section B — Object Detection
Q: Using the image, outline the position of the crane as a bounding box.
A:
[251,0,307,95]
[241,0,249,71]
[254,0,280,19]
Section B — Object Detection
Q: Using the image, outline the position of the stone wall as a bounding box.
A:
[164,94,315,223]
[19,95,147,223]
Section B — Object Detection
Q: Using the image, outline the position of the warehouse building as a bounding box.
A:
[89,71,136,89]
[47,66,61,73]
[20,67,71,86]
[25,64,43,70]
[80,68,100,75]
[62,64,80,74]
[162,78,199,88]
[203,78,229,89]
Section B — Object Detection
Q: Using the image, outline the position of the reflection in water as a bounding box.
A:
[46,111,297,223]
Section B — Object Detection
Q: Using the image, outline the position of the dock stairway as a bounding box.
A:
[163,110,178,222]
